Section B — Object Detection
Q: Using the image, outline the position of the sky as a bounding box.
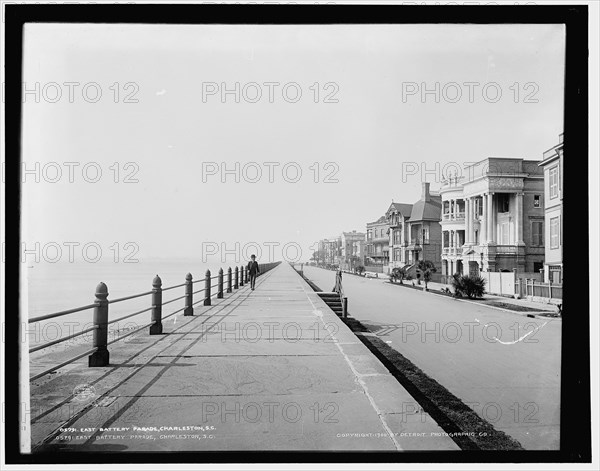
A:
[20,23,565,263]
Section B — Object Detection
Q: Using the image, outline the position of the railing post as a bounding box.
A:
[227,267,233,293]
[240,265,244,286]
[184,273,194,316]
[218,268,224,298]
[234,266,239,289]
[342,296,348,319]
[204,269,211,306]
[89,282,110,367]
[150,275,163,334]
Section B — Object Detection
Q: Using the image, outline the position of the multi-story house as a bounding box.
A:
[340,231,366,270]
[385,183,442,273]
[406,183,443,271]
[317,237,342,266]
[440,157,545,278]
[385,201,413,271]
[365,216,390,267]
[539,133,563,283]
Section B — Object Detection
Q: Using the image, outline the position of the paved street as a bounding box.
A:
[303,266,562,450]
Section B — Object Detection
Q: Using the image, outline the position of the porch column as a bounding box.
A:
[515,192,524,245]
[470,197,475,244]
[487,192,494,243]
[468,197,474,244]
[465,198,471,244]
[481,194,487,245]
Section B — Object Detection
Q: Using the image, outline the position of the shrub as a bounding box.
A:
[451,274,486,299]
[390,267,407,284]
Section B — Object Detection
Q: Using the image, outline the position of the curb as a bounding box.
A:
[383,280,559,320]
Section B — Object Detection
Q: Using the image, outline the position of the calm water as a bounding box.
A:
[24,258,250,348]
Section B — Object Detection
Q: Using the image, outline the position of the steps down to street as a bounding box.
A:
[317,292,343,316]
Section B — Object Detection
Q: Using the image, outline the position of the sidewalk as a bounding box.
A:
[30,262,459,452]
[335,267,560,314]
[416,279,560,313]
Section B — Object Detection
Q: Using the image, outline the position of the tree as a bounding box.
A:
[390,266,407,284]
[416,260,437,291]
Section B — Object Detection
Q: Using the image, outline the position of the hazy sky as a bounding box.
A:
[21,23,565,263]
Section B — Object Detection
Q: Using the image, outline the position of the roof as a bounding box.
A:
[408,196,442,222]
[367,215,388,226]
[387,202,413,218]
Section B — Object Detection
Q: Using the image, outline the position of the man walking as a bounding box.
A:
[247,254,260,290]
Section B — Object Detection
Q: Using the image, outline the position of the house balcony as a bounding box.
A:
[442,212,465,221]
[406,239,424,251]
[442,246,464,257]
[466,244,527,258]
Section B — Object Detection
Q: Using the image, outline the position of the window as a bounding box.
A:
[474,198,483,217]
[367,230,372,241]
[532,221,544,246]
[533,195,541,208]
[393,229,401,245]
[549,166,559,199]
[497,193,510,213]
[550,217,560,249]
[422,226,430,244]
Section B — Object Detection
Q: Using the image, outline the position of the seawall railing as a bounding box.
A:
[28,261,281,381]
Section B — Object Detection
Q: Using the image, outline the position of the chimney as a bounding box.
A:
[421,182,431,202]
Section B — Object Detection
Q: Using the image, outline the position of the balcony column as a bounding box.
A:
[464,198,469,244]
[465,197,472,245]
[515,192,524,245]
[481,193,487,245]
[487,192,495,244]
[470,197,476,244]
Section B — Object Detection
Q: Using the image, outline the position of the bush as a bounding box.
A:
[451,274,486,299]
[356,265,365,275]
[390,267,407,284]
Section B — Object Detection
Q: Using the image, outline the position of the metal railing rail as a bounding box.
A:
[28,261,281,380]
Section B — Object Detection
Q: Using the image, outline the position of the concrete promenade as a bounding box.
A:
[30,262,459,452]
